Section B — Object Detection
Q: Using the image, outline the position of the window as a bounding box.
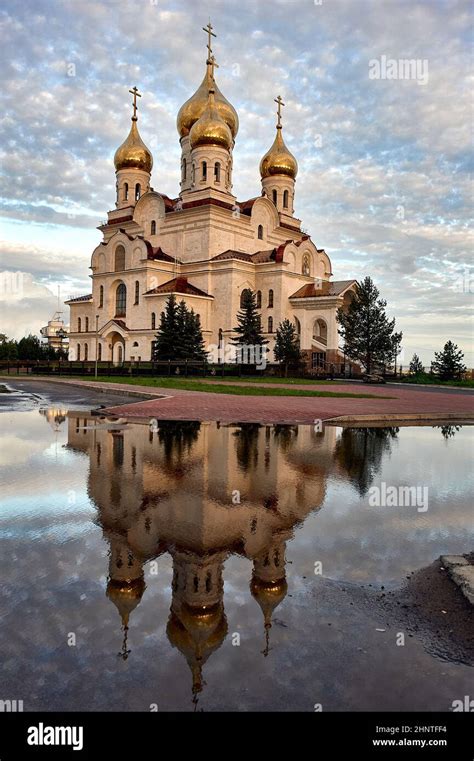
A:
[85,317,89,332]
[294,316,301,335]
[312,352,325,369]
[99,285,104,308]
[115,283,127,316]
[151,220,156,235]
[302,254,311,276]
[192,163,195,184]
[258,224,263,240]
[268,289,274,308]
[78,317,81,333]
[77,344,81,361]
[98,343,102,361]
[84,343,88,361]
[202,161,207,180]
[182,157,187,181]
[283,189,289,208]
[114,245,125,271]
[124,183,128,201]
[256,290,262,308]
[135,183,141,201]
[313,318,328,345]
[268,316,273,333]
[151,312,156,330]
[240,288,251,308]
[134,280,140,305]
[214,162,221,182]
[272,189,278,205]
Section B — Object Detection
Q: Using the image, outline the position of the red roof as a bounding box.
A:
[66,294,93,303]
[290,280,356,298]
[144,277,212,298]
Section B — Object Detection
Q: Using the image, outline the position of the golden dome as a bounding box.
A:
[260,125,298,180]
[114,117,153,174]
[250,575,288,626]
[177,62,239,140]
[189,88,233,151]
[107,577,146,627]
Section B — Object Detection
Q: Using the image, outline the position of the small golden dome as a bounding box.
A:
[114,118,153,174]
[260,126,298,180]
[250,575,288,625]
[189,88,233,151]
[107,577,146,627]
[177,63,239,140]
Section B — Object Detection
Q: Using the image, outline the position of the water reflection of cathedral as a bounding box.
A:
[66,415,398,702]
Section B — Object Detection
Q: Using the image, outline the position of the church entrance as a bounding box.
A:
[106,331,126,365]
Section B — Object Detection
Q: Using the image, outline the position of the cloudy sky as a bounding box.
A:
[0,0,472,364]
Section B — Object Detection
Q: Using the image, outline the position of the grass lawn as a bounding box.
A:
[73,375,392,399]
[400,374,474,388]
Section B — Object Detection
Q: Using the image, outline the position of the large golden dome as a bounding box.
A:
[177,63,239,140]
[189,88,233,151]
[114,117,153,174]
[260,125,298,180]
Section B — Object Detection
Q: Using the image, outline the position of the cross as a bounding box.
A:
[275,95,285,127]
[202,19,216,61]
[209,54,219,79]
[129,86,141,119]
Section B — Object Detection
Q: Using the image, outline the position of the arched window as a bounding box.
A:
[151,312,156,330]
[240,288,251,308]
[99,285,104,308]
[181,157,187,181]
[256,290,262,308]
[124,183,128,201]
[294,317,301,335]
[135,183,141,201]
[258,224,263,240]
[115,283,127,316]
[202,161,207,180]
[268,289,274,308]
[85,317,89,332]
[134,280,140,305]
[77,344,81,361]
[114,245,125,271]
[77,317,81,333]
[191,163,195,184]
[302,254,311,276]
[218,328,223,345]
[214,162,221,182]
[272,189,278,205]
[268,316,273,333]
[151,220,156,235]
[283,189,289,208]
[313,318,328,345]
[98,343,102,361]
[84,343,88,361]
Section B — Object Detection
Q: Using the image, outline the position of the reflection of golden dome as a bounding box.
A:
[114,118,153,173]
[177,63,238,139]
[167,604,228,697]
[250,576,288,626]
[107,577,146,627]
[189,89,233,151]
[260,126,298,180]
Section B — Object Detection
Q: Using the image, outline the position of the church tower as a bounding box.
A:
[114,86,153,210]
[176,22,238,200]
[260,95,298,220]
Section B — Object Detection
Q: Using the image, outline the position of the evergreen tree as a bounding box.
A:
[431,341,466,380]
[153,295,207,361]
[337,277,399,373]
[409,353,424,375]
[17,334,44,360]
[232,289,268,345]
[273,319,301,376]
[0,336,18,360]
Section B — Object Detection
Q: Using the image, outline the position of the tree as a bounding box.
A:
[232,290,268,362]
[273,319,301,376]
[153,295,207,361]
[17,334,44,360]
[390,331,403,375]
[0,336,18,360]
[431,341,466,380]
[409,353,424,375]
[337,277,400,374]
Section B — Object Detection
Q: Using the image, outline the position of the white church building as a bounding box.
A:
[66,25,356,369]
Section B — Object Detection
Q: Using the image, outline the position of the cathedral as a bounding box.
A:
[66,23,356,368]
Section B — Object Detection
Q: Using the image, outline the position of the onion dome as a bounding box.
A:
[250,576,288,627]
[260,125,298,180]
[106,577,146,628]
[114,117,153,174]
[189,88,233,151]
[177,62,239,140]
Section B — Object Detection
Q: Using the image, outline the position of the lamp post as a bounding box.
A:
[95,314,99,379]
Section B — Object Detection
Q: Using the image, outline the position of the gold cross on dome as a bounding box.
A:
[129,86,141,119]
[275,95,285,127]
[202,19,216,61]
[209,54,219,78]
